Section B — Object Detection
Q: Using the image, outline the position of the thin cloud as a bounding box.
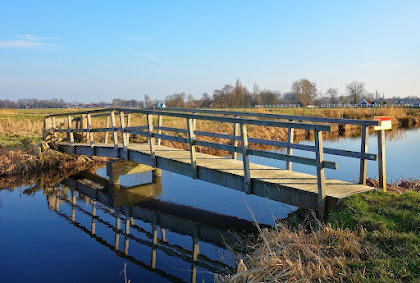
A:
[128,34,148,41]
[0,34,61,49]
[154,67,163,72]
[139,52,161,62]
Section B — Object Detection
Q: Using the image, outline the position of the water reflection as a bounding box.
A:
[13,166,258,282]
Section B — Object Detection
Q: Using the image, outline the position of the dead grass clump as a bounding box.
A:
[224,223,375,282]
[366,177,420,194]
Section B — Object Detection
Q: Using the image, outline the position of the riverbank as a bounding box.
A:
[223,180,420,282]
[0,140,108,189]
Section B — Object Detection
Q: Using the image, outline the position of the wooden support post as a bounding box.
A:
[156,115,163,146]
[378,129,386,191]
[315,130,326,216]
[71,190,76,221]
[240,123,251,194]
[67,115,74,152]
[105,115,110,144]
[286,120,294,170]
[187,118,197,179]
[110,111,119,158]
[359,125,368,185]
[119,111,128,160]
[147,114,156,167]
[232,115,239,159]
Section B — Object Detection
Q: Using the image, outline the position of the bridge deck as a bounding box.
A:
[58,142,374,210]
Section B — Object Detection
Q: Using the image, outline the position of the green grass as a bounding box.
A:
[328,190,420,282]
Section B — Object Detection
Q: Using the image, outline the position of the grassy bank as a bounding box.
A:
[224,182,420,282]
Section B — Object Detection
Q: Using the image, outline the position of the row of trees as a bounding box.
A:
[1,79,417,109]
[163,79,374,108]
[0,98,67,109]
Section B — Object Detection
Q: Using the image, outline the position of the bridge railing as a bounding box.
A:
[44,107,382,214]
[152,107,382,186]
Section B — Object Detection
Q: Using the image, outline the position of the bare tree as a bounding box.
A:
[326,88,339,104]
[346,81,366,104]
[144,95,153,107]
[291,79,317,106]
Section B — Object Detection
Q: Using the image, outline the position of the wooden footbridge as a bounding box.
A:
[43,107,387,214]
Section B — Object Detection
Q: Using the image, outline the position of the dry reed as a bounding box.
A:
[221,222,376,282]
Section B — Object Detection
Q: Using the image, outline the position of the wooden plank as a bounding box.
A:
[240,123,251,194]
[286,119,294,170]
[154,133,188,144]
[378,130,386,191]
[248,149,337,169]
[147,114,156,167]
[157,107,380,126]
[359,125,368,185]
[187,118,197,178]
[194,140,240,153]
[315,130,326,215]
[155,126,187,134]
[248,137,377,160]
[110,111,119,158]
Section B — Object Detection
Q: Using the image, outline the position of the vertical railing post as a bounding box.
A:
[147,114,156,167]
[119,111,128,160]
[42,117,48,141]
[110,111,119,158]
[91,200,96,235]
[87,113,94,155]
[126,113,131,142]
[359,125,368,185]
[50,116,56,144]
[378,129,386,191]
[314,129,326,216]
[67,115,74,153]
[104,115,111,144]
[232,115,239,159]
[286,119,294,170]
[240,122,251,194]
[187,117,197,179]
[156,115,163,146]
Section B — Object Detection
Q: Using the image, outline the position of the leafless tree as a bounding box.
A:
[291,79,317,106]
[326,88,339,104]
[346,81,366,104]
[144,95,153,107]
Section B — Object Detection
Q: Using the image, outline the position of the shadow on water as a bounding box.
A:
[1,165,266,282]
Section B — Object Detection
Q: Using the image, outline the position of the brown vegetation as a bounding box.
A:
[221,222,376,282]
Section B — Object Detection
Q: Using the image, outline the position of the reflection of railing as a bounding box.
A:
[44,171,258,282]
[47,188,237,283]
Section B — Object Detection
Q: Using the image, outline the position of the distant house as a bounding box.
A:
[358,99,374,107]
[154,102,166,108]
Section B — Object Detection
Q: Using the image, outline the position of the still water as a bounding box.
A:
[1,128,419,282]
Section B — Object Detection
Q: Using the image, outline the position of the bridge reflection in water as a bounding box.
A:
[42,164,258,282]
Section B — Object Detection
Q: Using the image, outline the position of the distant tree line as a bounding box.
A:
[1,79,419,109]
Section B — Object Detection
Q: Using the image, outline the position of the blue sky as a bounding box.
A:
[0,1,419,102]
